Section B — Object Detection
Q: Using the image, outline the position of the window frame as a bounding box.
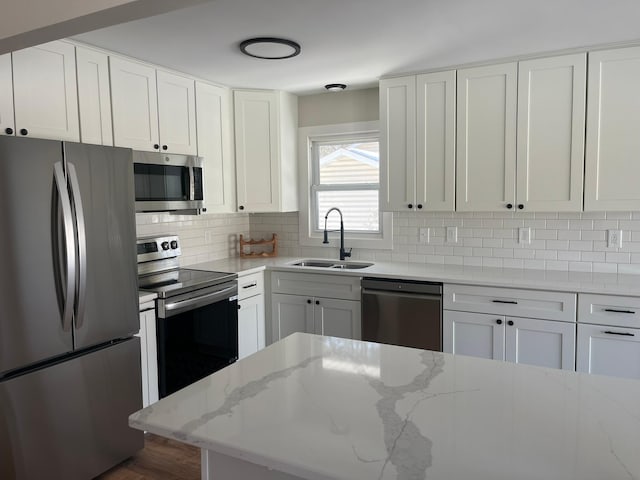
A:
[298,121,392,250]
[310,132,382,234]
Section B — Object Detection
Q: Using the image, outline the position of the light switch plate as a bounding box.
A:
[419,227,430,244]
[446,226,458,244]
[608,229,622,248]
[518,227,531,245]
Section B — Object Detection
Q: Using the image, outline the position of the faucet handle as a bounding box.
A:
[345,248,352,258]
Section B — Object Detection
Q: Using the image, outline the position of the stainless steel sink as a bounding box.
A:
[291,259,373,270]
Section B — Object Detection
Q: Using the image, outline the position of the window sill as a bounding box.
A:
[299,212,393,250]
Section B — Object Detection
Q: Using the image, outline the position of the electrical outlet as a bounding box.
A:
[446,226,458,244]
[518,227,530,245]
[608,229,623,248]
[419,227,430,244]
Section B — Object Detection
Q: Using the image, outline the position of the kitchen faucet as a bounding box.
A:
[322,207,352,261]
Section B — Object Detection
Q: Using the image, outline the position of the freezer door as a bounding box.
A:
[0,137,74,375]
[0,337,144,480]
[64,142,139,349]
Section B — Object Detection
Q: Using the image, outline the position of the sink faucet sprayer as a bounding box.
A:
[322,207,352,261]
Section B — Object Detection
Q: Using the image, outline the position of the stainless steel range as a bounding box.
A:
[137,235,238,398]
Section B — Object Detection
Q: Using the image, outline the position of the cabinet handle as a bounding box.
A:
[604,308,636,315]
[4,127,13,135]
[603,330,635,337]
[202,208,207,212]
[496,319,503,325]
[162,145,168,151]
[315,300,320,305]
[242,283,257,289]
[492,299,518,305]
[408,204,413,209]
[507,320,514,326]
[239,205,245,211]
[307,299,311,304]
[518,204,524,210]
[153,144,160,150]
[417,204,423,209]
[237,304,241,310]
[19,128,28,136]
[506,203,513,209]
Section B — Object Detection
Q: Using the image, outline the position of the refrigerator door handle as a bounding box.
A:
[53,161,76,332]
[67,162,88,329]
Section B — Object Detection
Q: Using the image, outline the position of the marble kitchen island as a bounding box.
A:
[129,333,640,480]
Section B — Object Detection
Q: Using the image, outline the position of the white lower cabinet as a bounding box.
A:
[576,324,640,379]
[271,293,361,342]
[137,303,159,408]
[443,284,576,371]
[237,271,266,359]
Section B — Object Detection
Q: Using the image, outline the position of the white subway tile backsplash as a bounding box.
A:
[245,211,640,274]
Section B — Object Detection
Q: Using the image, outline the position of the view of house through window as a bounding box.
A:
[311,135,380,233]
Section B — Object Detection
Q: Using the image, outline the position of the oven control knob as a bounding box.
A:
[170,240,178,249]
[161,241,170,250]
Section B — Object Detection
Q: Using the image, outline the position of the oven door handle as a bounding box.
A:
[163,285,237,316]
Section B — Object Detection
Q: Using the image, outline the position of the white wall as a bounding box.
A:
[0,0,206,54]
[298,88,379,127]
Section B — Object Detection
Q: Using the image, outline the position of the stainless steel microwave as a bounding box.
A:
[133,151,204,212]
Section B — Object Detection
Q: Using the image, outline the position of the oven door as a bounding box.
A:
[156,283,238,398]
[133,151,203,212]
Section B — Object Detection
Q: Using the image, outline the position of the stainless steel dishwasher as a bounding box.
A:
[361,278,442,351]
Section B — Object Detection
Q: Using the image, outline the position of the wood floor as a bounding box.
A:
[96,434,200,480]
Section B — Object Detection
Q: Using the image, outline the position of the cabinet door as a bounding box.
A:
[314,298,361,340]
[142,309,159,405]
[505,317,575,370]
[443,310,505,360]
[271,294,314,342]
[76,46,113,146]
[109,56,159,152]
[517,54,586,212]
[196,82,236,213]
[238,294,266,359]
[12,41,79,142]
[577,323,640,380]
[0,53,14,136]
[234,90,279,212]
[157,70,197,155]
[585,46,640,211]
[380,76,416,211]
[416,70,456,211]
[456,63,517,211]
[135,311,149,408]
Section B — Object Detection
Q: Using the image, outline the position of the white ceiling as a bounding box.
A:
[75,0,640,95]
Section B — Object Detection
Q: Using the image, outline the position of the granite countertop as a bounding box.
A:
[130,332,640,480]
[190,257,640,295]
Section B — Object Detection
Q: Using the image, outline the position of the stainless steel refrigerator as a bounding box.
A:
[0,137,143,479]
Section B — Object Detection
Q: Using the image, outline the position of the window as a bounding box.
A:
[298,121,392,249]
[311,134,380,233]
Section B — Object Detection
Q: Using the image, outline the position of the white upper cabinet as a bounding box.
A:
[75,46,113,146]
[234,89,298,213]
[109,56,159,152]
[416,70,456,211]
[156,70,197,155]
[456,62,517,212]
[12,41,79,142]
[585,46,640,211]
[380,76,417,211]
[0,54,14,136]
[195,81,236,213]
[380,72,455,212]
[516,54,586,212]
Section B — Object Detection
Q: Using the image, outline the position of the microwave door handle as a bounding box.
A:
[53,162,76,332]
[188,166,195,201]
[67,162,87,329]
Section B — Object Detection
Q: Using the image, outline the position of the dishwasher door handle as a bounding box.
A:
[362,289,442,301]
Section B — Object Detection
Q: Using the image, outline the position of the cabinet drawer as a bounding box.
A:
[238,271,264,301]
[578,294,640,328]
[271,271,361,301]
[444,284,576,322]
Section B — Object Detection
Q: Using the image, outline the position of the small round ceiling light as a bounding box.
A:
[239,37,301,60]
[325,83,347,92]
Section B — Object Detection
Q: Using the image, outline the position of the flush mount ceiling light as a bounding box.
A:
[325,83,347,92]
[239,37,301,60]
